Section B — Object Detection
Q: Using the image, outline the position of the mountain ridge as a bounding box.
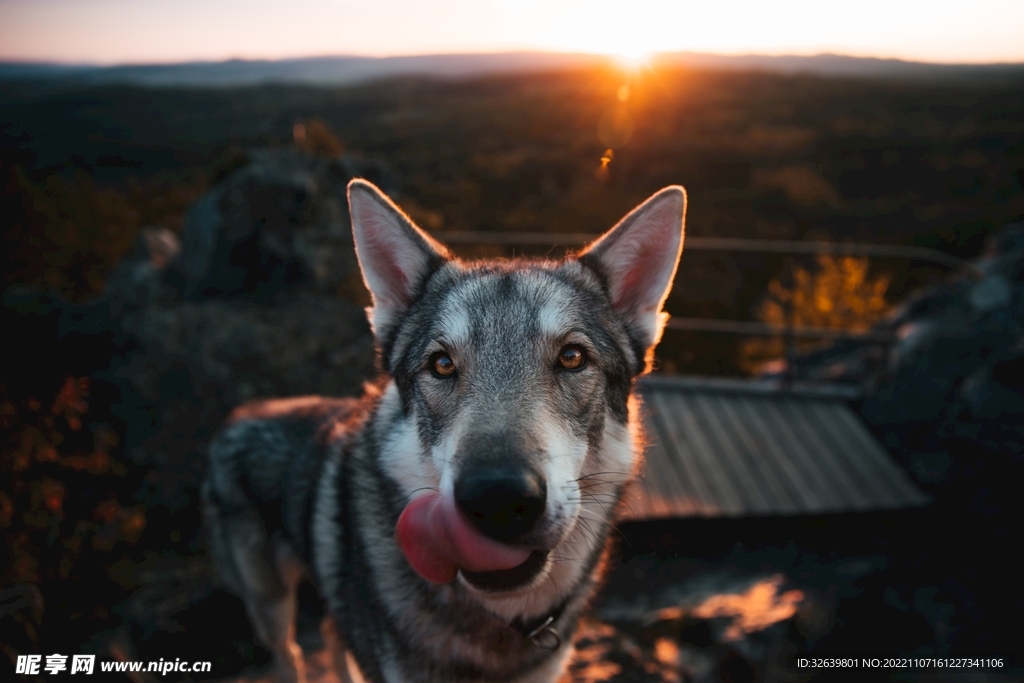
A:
[3,51,1023,89]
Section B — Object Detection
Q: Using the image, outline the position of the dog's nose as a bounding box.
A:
[454,466,547,544]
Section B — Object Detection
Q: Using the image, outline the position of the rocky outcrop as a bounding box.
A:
[776,224,1024,491]
[864,227,1024,450]
[84,149,389,508]
[177,149,392,301]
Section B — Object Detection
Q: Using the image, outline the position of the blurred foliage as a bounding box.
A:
[739,255,892,373]
[293,119,344,157]
[1,162,205,302]
[0,376,146,658]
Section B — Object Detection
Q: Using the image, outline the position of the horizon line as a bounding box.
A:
[4,49,1024,70]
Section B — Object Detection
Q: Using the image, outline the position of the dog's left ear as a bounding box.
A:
[578,186,686,355]
[348,179,450,339]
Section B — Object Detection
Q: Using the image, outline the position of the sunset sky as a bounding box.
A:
[1,0,1022,66]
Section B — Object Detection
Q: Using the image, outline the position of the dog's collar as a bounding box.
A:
[508,598,570,652]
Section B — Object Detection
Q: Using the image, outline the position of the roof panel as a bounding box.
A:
[757,399,854,512]
[778,400,875,511]
[689,392,775,513]
[667,392,747,515]
[731,395,818,512]
[644,391,718,512]
[633,415,690,518]
[831,405,930,507]
[626,377,929,520]
[711,393,801,514]
[804,400,892,506]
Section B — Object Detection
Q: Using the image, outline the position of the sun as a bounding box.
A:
[589,34,659,70]
[611,49,653,71]
[539,4,662,69]
[613,43,654,61]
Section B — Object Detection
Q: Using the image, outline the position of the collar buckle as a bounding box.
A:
[524,615,562,652]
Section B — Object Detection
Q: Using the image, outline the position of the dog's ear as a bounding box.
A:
[578,186,686,356]
[348,179,449,339]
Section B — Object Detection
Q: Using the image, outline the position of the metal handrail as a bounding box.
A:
[432,231,981,277]
[663,317,895,342]
[431,230,976,345]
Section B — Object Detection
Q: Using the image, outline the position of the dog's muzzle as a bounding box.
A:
[454,464,547,543]
[453,464,549,591]
[394,462,553,592]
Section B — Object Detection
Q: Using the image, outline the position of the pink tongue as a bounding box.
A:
[395,493,531,584]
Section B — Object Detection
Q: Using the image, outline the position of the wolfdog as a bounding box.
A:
[202,179,686,683]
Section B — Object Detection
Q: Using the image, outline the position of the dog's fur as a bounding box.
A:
[202,179,686,683]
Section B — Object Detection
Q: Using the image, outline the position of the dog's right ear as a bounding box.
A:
[577,186,685,369]
[348,179,449,339]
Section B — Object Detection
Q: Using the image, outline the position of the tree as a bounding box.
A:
[740,255,891,374]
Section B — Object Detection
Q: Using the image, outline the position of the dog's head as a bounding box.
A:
[348,179,684,611]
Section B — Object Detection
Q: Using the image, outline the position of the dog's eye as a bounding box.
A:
[430,352,457,378]
[556,345,587,371]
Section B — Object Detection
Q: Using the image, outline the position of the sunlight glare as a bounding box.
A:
[611,50,652,71]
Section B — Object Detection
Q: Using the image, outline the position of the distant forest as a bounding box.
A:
[3,64,1024,374]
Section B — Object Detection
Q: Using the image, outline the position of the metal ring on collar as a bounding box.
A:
[526,616,562,652]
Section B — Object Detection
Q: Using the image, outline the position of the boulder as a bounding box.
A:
[863,225,1024,460]
[86,148,387,509]
[178,149,392,301]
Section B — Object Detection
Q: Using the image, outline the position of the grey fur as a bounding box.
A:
[203,180,686,683]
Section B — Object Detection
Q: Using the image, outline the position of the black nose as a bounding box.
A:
[454,466,547,544]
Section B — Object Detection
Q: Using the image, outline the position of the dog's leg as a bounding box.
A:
[224,509,306,683]
[320,615,365,683]
[512,644,573,683]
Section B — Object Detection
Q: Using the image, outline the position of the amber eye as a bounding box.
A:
[430,352,456,378]
[557,345,587,371]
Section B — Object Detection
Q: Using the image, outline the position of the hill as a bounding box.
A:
[2,51,1023,91]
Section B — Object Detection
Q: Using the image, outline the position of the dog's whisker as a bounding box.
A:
[577,473,638,483]
[398,486,442,507]
[572,482,626,493]
[574,506,631,544]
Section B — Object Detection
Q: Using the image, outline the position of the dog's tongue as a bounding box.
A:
[395,493,531,584]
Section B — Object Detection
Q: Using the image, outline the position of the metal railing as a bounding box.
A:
[433,230,979,277]
[433,230,977,345]
[660,317,895,342]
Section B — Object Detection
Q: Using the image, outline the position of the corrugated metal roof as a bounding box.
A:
[620,375,929,520]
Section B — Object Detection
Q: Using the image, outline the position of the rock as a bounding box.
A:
[179,149,394,300]
[862,227,1024,460]
[74,148,386,509]
[101,227,183,319]
[968,274,1011,312]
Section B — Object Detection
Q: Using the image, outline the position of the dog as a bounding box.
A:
[202,178,686,683]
